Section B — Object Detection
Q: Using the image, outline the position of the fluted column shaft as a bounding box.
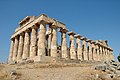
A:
[76,38,82,60]
[51,26,57,57]
[61,32,68,59]
[23,31,30,59]
[48,28,52,56]
[99,46,102,61]
[38,21,46,56]
[17,33,24,60]
[91,43,96,61]
[30,27,37,57]
[82,40,87,60]
[69,35,76,59]
[96,45,100,61]
[8,39,14,62]
[13,37,19,61]
[88,42,92,61]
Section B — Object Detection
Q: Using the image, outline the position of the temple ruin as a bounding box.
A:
[8,14,114,63]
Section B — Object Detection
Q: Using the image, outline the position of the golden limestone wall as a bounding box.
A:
[8,14,114,63]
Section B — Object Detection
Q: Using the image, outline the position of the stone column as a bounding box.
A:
[38,21,46,56]
[102,47,105,61]
[13,36,19,61]
[68,31,76,59]
[91,41,96,61]
[30,25,38,57]
[99,46,102,61]
[8,39,14,63]
[17,33,24,61]
[81,37,87,61]
[95,43,100,61]
[86,39,92,61]
[23,30,30,59]
[50,25,58,57]
[75,34,82,60]
[47,27,52,56]
[60,28,68,59]
[105,48,108,61]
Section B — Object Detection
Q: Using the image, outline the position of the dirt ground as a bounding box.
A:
[0,62,116,80]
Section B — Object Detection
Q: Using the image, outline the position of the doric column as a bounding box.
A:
[91,41,96,61]
[68,31,76,59]
[60,28,68,59]
[75,34,82,60]
[47,27,52,56]
[8,38,14,63]
[50,25,58,57]
[102,47,105,61]
[30,25,38,57]
[38,21,46,56]
[13,36,19,61]
[17,33,24,60]
[105,48,108,61]
[23,30,30,59]
[95,43,100,61]
[86,39,92,61]
[99,46,102,61]
[81,37,88,61]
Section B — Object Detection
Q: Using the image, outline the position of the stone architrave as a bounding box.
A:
[17,33,24,60]
[81,37,88,61]
[38,21,46,56]
[86,39,92,61]
[13,36,19,61]
[23,30,30,59]
[75,34,82,60]
[8,39,14,62]
[68,31,76,60]
[60,28,68,59]
[50,25,58,57]
[30,25,38,57]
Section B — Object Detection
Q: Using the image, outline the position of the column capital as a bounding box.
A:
[86,39,92,43]
[68,31,75,36]
[81,37,87,41]
[74,34,82,39]
[59,28,68,33]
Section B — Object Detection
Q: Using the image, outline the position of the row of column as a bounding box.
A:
[68,32,114,61]
[8,21,114,62]
[8,21,68,62]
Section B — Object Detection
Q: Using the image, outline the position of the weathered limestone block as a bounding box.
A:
[50,25,58,57]
[8,39,14,62]
[38,21,46,56]
[23,30,30,59]
[92,41,97,61]
[13,36,19,61]
[17,33,24,60]
[68,31,76,60]
[75,34,82,60]
[81,37,88,61]
[60,28,68,59]
[30,26,37,57]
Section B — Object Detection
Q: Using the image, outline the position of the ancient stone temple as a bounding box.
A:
[8,14,114,63]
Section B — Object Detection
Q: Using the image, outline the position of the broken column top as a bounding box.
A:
[68,31,76,35]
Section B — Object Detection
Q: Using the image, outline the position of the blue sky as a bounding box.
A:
[0,0,120,62]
